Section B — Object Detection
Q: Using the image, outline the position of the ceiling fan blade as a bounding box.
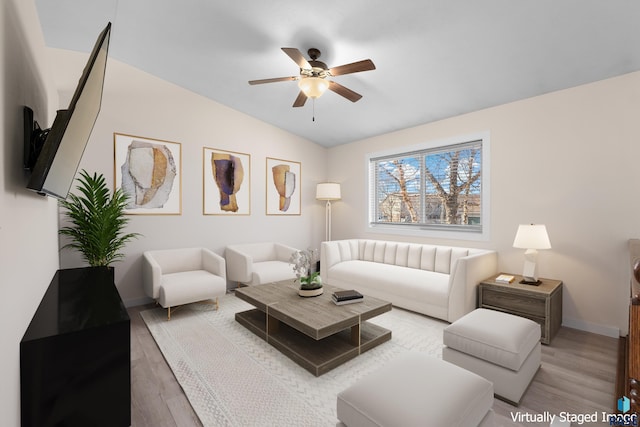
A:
[293,91,307,107]
[328,81,362,102]
[248,76,298,85]
[329,59,376,76]
[282,47,311,69]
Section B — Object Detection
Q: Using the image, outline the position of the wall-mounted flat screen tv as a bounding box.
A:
[24,22,111,200]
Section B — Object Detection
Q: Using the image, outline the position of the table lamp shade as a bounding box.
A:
[513,224,551,250]
[316,182,341,201]
[513,224,551,284]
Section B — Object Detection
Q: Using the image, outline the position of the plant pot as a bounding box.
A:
[298,287,324,297]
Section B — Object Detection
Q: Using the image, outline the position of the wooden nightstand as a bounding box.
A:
[478,274,563,345]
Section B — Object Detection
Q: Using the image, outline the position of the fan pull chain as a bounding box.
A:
[312,99,316,122]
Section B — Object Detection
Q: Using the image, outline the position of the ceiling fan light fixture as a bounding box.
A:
[298,77,329,99]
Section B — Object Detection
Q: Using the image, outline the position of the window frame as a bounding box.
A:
[366,131,491,241]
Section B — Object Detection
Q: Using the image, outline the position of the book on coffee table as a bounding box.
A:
[332,297,363,305]
[332,290,363,301]
[332,290,363,305]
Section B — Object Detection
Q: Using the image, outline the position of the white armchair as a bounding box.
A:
[225,242,298,287]
[142,247,227,320]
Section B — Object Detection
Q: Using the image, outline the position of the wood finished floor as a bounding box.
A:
[129,304,618,427]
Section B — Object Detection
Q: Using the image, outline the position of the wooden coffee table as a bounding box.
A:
[234,280,392,376]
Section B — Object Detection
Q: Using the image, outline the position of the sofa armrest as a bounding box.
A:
[225,246,252,283]
[203,248,226,279]
[142,252,162,299]
[274,243,298,262]
[321,240,346,280]
[447,251,498,322]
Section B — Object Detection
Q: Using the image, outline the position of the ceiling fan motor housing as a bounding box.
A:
[248,46,375,106]
[305,48,329,77]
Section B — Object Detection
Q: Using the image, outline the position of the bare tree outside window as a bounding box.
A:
[371,139,483,232]
[376,157,420,223]
[424,147,481,225]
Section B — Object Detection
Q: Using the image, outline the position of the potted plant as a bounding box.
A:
[59,170,140,268]
[289,248,323,297]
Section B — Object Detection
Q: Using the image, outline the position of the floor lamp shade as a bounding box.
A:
[316,183,341,201]
[316,183,341,242]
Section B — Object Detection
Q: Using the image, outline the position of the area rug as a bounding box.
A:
[140,293,448,427]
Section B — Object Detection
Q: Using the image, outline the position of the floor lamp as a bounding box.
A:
[316,183,341,241]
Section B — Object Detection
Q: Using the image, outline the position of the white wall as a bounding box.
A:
[1,0,61,425]
[328,71,640,337]
[51,49,328,304]
[50,46,640,337]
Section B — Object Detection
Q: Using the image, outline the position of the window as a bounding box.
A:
[368,133,489,240]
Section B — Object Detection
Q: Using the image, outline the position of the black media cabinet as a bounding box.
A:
[20,267,131,427]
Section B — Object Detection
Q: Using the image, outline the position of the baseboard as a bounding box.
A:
[563,316,620,338]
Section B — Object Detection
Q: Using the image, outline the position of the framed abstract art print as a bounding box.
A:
[266,157,301,215]
[203,147,251,215]
[114,133,182,215]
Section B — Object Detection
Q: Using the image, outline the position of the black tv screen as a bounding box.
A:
[26,22,111,199]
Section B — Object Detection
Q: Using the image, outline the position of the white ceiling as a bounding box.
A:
[34,0,640,147]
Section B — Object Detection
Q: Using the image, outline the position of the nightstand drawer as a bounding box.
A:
[480,288,545,318]
[478,274,563,345]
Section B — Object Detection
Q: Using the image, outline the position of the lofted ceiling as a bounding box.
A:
[34,0,640,147]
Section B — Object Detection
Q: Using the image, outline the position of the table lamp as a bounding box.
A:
[316,182,341,241]
[513,224,551,285]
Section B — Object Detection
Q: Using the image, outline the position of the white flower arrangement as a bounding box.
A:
[289,248,322,290]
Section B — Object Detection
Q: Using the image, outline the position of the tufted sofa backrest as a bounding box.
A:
[333,239,473,274]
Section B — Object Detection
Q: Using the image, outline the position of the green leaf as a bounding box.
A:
[59,169,141,267]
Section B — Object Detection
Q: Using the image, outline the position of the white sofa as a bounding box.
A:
[320,239,498,322]
[225,242,299,286]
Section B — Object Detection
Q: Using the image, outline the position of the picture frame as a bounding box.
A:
[266,157,301,215]
[114,133,182,215]
[203,147,251,215]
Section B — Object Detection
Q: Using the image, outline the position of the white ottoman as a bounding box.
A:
[443,308,541,405]
[337,352,495,427]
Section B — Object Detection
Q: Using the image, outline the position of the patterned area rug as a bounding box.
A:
[140,293,448,427]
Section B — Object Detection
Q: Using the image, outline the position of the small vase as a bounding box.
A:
[298,287,324,297]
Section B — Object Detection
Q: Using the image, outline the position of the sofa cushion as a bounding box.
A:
[159,270,226,307]
[395,243,409,267]
[373,241,386,263]
[337,240,357,262]
[383,242,397,264]
[362,240,376,261]
[407,244,423,269]
[434,247,452,274]
[421,246,436,271]
[443,308,541,371]
[328,260,450,308]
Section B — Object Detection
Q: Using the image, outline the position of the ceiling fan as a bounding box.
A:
[249,47,376,107]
